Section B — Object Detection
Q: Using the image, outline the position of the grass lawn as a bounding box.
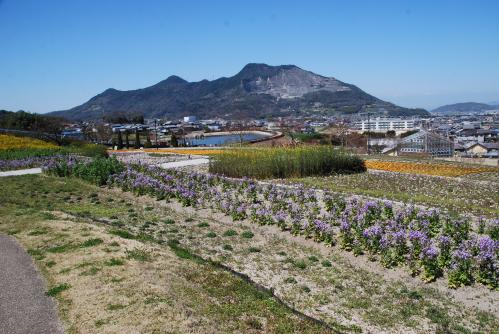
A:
[1,174,497,333]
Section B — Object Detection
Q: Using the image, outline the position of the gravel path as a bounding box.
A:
[0,168,42,177]
[0,234,64,334]
[160,158,209,169]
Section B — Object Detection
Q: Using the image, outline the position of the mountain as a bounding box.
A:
[432,102,497,114]
[50,63,429,121]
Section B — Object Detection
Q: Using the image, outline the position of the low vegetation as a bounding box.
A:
[289,170,499,217]
[44,156,124,185]
[0,134,108,172]
[1,174,497,333]
[209,146,366,178]
[43,158,498,289]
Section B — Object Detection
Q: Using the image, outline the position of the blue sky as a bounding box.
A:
[0,0,498,113]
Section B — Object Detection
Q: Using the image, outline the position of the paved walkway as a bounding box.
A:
[0,234,64,334]
[160,158,209,169]
[0,168,42,177]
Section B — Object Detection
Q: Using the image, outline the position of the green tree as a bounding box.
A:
[117,131,123,149]
[171,133,179,147]
[134,129,140,148]
[124,130,130,149]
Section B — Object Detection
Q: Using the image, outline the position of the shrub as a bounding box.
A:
[209,146,366,179]
[45,156,124,185]
[223,229,238,237]
[241,231,254,239]
[72,157,124,185]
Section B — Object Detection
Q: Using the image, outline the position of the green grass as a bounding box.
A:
[80,238,104,248]
[107,303,127,311]
[46,283,70,296]
[110,229,136,239]
[241,231,254,239]
[209,146,366,179]
[223,229,238,237]
[104,258,125,266]
[293,259,307,270]
[125,248,152,262]
[321,260,332,267]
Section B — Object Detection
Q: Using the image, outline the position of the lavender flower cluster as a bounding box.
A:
[0,156,62,171]
[46,160,499,289]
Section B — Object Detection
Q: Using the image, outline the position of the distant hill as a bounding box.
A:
[49,63,429,121]
[432,102,497,114]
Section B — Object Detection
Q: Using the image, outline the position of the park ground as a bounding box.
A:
[1,173,498,334]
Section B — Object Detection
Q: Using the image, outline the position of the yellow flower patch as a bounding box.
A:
[0,134,58,150]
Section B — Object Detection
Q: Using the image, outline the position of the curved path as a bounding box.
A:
[0,168,42,177]
[159,158,209,169]
[0,234,64,334]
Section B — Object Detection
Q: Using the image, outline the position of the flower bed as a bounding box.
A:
[43,159,499,289]
[0,155,78,171]
[0,134,57,150]
[365,160,497,177]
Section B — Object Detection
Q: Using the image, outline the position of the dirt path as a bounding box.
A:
[0,234,64,334]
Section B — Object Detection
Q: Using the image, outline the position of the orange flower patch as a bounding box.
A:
[365,160,496,177]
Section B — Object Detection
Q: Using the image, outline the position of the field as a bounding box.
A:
[0,134,58,150]
[1,145,498,333]
[365,159,498,177]
[209,146,366,178]
[1,174,497,333]
[0,134,107,170]
[289,170,499,217]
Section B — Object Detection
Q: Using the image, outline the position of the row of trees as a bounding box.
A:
[0,110,67,144]
[113,129,180,149]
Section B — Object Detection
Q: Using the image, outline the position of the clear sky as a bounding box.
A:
[1,0,498,113]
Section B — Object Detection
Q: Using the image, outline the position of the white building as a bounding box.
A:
[353,117,417,134]
[183,116,197,123]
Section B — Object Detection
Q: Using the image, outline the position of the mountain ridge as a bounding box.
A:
[432,102,498,114]
[49,63,429,121]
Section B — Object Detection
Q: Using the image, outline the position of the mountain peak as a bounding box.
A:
[237,63,300,79]
[155,75,188,86]
[49,63,429,120]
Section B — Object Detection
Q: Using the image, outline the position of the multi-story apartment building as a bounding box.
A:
[353,117,417,134]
